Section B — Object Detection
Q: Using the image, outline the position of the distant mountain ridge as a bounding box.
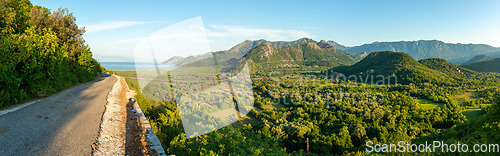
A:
[166,38,364,67]
[344,40,500,62]
[162,38,356,66]
[327,40,349,50]
[242,41,356,68]
[162,38,500,67]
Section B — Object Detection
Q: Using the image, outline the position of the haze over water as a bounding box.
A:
[100,62,177,71]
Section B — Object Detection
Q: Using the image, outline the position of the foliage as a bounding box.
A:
[418,58,477,79]
[0,0,101,108]
[462,54,495,65]
[169,125,292,155]
[414,98,500,152]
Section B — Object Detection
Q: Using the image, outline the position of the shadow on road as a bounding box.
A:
[125,98,146,155]
[0,74,117,155]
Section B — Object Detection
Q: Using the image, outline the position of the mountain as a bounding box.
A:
[418,58,477,80]
[162,56,185,64]
[462,58,500,73]
[491,51,500,58]
[344,40,500,61]
[462,55,495,65]
[243,42,356,68]
[326,41,349,50]
[163,38,356,67]
[325,51,455,85]
[164,38,315,66]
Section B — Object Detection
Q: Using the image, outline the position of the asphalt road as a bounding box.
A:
[0,74,117,155]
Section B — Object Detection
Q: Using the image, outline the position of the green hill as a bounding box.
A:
[418,58,477,80]
[462,55,495,65]
[243,42,356,68]
[462,58,500,73]
[325,51,455,85]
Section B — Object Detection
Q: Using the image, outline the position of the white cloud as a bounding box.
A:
[114,24,314,46]
[83,21,151,33]
[113,37,146,44]
[131,16,212,61]
[208,25,314,41]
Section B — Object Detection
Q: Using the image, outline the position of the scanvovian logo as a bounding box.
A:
[133,17,254,139]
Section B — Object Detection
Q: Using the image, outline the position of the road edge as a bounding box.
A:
[92,75,126,155]
[121,76,167,155]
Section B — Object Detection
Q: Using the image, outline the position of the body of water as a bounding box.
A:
[100,62,177,71]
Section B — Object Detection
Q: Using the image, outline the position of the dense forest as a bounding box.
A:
[117,48,500,155]
[0,0,101,108]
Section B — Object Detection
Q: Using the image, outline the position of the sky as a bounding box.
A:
[31,0,500,62]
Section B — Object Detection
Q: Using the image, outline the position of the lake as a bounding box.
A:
[100,62,177,71]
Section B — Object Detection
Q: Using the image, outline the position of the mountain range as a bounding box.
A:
[163,38,500,67]
[162,38,321,66]
[163,38,361,70]
[343,40,500,64]
[242,41,356,68]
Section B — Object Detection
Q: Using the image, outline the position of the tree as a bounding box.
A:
[0,0,101,108]
[353,124,366,141]
[0,0,31,35]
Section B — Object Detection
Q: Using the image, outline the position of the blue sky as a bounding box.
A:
[31,0,500,62]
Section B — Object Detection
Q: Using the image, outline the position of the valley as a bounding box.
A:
[114,38,500,155]
[3,0,499,155]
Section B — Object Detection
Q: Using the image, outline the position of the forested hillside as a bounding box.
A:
[462,55,495,65]
[462,58,500,73]
[0,0,101,108]
[326,51,455,85]
[418,58,477,80]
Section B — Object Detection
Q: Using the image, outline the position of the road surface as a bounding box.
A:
[0,74,117,155]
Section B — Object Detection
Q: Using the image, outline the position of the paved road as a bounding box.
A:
[0,74,117,155]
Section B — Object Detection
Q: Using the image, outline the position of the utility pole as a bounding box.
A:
[305,137,310,155]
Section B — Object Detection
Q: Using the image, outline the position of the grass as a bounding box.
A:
[462,108,484,120]
[451,91,490,120]
[452,91,474,99]
[239,115,261,126]
[260,103,285,112]
[417,99,444,110]
[112,70,137,78]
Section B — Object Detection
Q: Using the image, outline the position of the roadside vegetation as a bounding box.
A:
[0,0,101,109]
